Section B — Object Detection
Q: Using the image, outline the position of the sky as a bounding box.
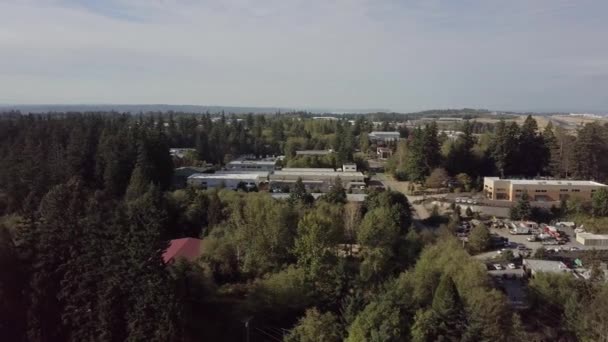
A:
[1,0,607,113]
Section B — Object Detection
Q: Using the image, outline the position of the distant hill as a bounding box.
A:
[0,104,389,115]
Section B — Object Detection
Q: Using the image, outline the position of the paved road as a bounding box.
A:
[378,176,433,227]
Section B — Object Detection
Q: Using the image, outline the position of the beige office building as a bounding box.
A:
[483,177,607,202]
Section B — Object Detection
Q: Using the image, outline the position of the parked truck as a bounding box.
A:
[509,222,530,235]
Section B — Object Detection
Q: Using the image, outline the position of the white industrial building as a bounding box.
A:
[225,160,276,172]
[368,131,400,143]
[187,172,268,190]
[269,167,365,192]
[576,232,608,247]
[295,150,334,156]
[523,259,571,277]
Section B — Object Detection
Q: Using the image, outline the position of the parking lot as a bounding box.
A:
[490,225,608,252]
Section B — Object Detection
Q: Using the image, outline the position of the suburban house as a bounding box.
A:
[163,238,204,264]
[483,177,607,202]
[377,147,392,159]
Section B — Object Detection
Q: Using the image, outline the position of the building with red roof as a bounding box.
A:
[162,238,204,264]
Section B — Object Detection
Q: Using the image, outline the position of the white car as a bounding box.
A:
[455,198,462,203]
[493,264,503,270]
[467,199,474,204]
[508,263,516,269]
[570,247,580,251]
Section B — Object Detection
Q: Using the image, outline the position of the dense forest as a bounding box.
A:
[1,112,608,341]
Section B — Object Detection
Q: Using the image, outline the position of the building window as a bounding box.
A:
[560,189,568,192]
[572,189,581,192]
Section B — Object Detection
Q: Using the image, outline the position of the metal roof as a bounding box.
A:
[188,173,265,180]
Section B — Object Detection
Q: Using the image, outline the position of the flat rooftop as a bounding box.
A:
[485,177,606,187]
[281,168,335,172]
[577,232,608,240]
[295,150,333,155]
[272,171,364,177]
[369,131,400,136]
[271,193,367,202]
[524,259,570,273]
[216,171,270,177]
[227,160,276,166]
[188,173,264,180]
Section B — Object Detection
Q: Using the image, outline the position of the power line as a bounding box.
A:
[254,327,283,342]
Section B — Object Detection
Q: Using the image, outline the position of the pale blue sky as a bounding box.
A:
[1,0,607,112]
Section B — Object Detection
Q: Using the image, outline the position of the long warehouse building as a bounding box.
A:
[483,177,607,202]
[187,172,268,190]
[269,168,365,192]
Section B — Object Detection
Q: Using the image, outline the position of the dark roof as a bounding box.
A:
[163,238,204,264]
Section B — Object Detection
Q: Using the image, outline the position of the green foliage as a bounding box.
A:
[425,167,448,188]
[422,275,467,341]
[248,266,314,314]
[406,124,442,182]
[467,223,491,254]
[346,299,404,342]
[357,208,400,249]
[573,122,608,181]
[290,177,314,205]
[592,187,608,217]
[293,203,343,278]
[285,308,343,342]
[510,192,532,220]
[364,190,412,233]
[3,113,606,342]
[320,177,347,204]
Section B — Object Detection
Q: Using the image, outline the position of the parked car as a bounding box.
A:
[455,198,462,203]
[466,199,474,204]
[508,263,516,269]
[570,247,580,251]
[493,264,503,270]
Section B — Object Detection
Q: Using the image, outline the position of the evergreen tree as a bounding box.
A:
[407,127,427,182]
[290,177,314,205]
[592,188,608,217]
[430,275,467,340]
[518,115,547,177]
[543,122,562,177]
[195,130,209,162]
[422,122,441,171]
[492,120,519,177]
[510,192,532,220]
[573,123,608,181]
[321,177,347,204]
[0,225,26,341]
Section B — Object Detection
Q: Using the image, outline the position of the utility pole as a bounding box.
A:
[243,316,253,342]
